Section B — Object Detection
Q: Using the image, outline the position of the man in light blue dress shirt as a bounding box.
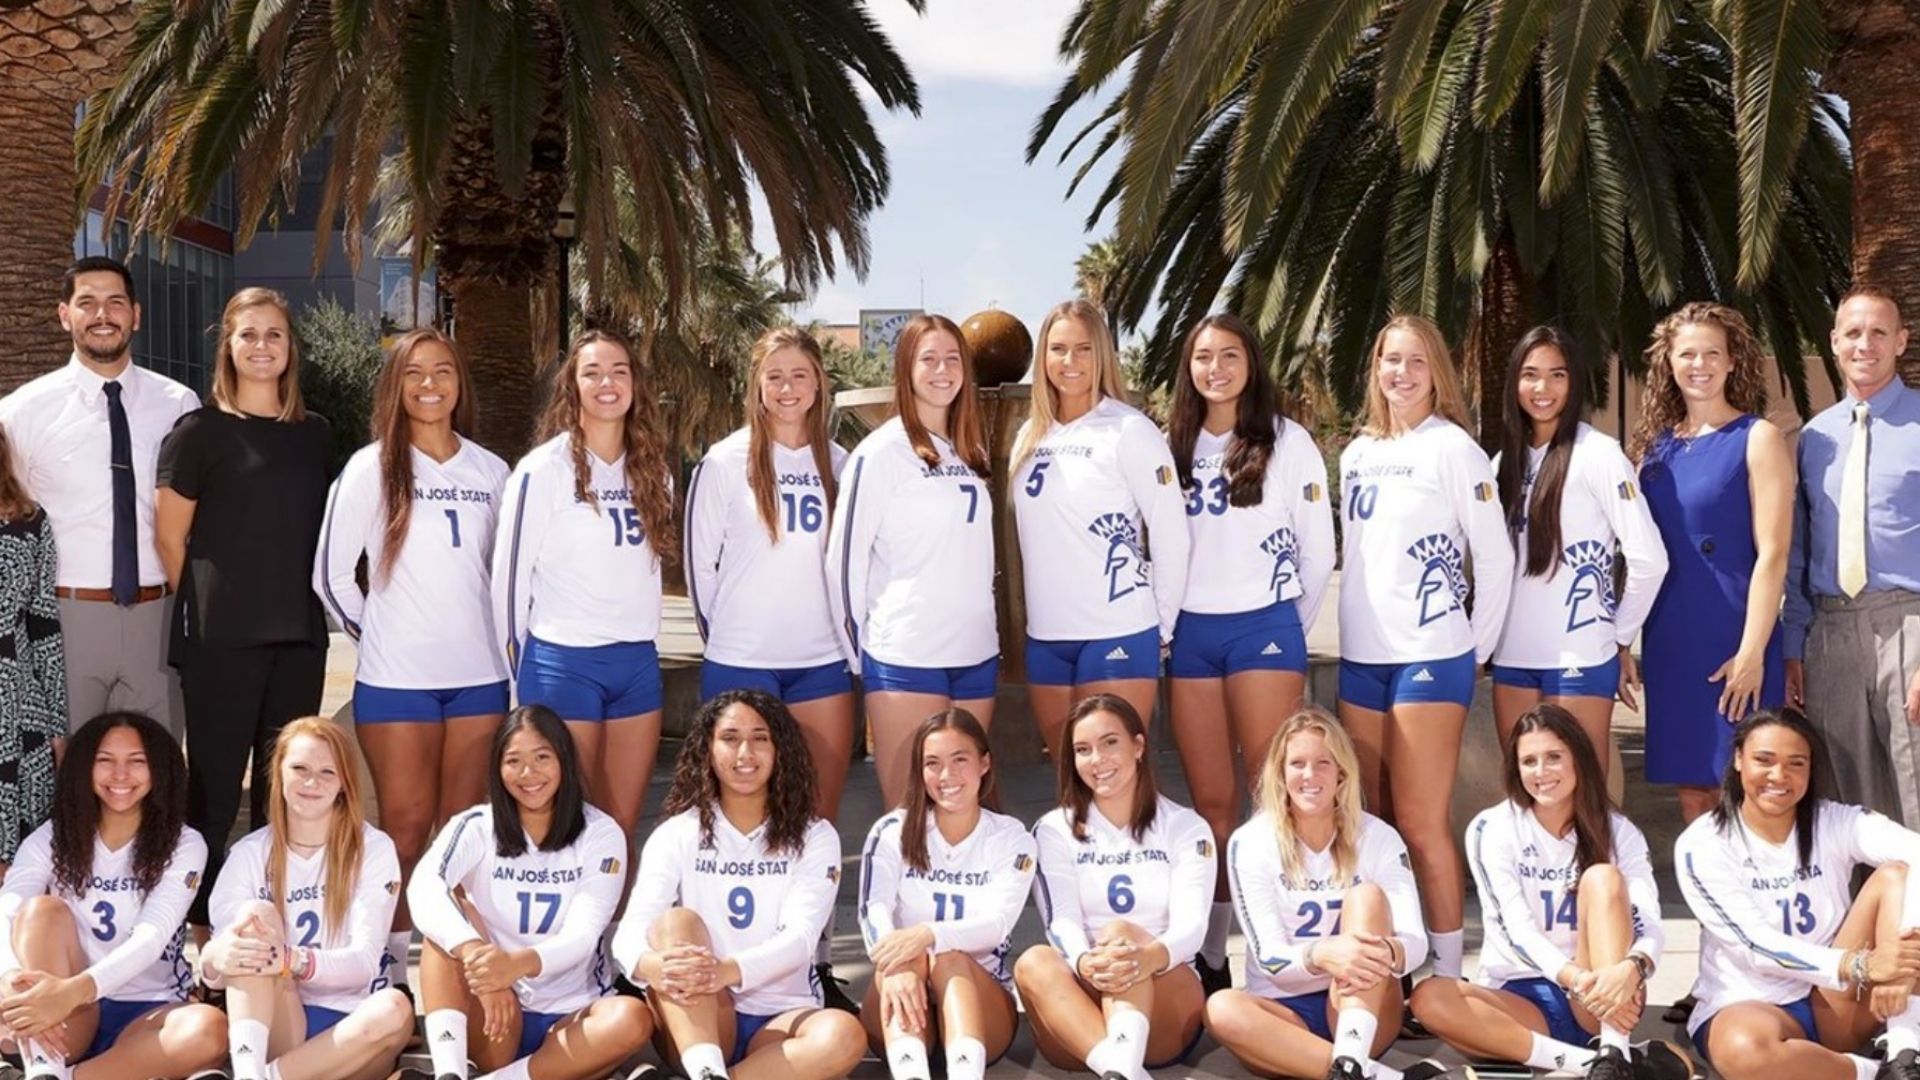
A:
[1785,285,1920,825]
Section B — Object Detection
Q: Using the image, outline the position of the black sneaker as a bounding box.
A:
[1586,1046,1633,1080]
[1879,1049,1920,1080]
[817,961,859,1014]
[1196,953,1232,996]
[1399,974,1437,1040]
[185,1071,232,1080]
[1325,1056,1367,1080]
[1661,992,1695,1024]
[391,1069,461,1080]
[1634,1040,1699,1080]
[1402,1060,1477,1080]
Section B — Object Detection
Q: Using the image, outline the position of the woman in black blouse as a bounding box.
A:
[0,424,65,874]
[155,286,331,927]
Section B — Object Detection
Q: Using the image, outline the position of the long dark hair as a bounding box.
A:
[1714,709,1825,872]
[1498,326,1587,577]
[52,712,188,898]
[489,705,588,858]
[1056,694,1159,842]
[1505,704,1614,876]
[370,328,476,583]
[537,330,679,565]
[900,709,994,873]
[1168,313,1282,507]
[663,690,818,856]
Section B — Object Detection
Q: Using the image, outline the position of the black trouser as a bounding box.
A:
[181,640,326,924]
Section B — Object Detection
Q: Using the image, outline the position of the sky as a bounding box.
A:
[757,0,1117,339]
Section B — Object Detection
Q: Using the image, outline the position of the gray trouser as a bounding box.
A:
[1805,588,1920,826]
[57,593,182,739]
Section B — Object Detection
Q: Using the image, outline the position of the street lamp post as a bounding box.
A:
[553,195,577,359]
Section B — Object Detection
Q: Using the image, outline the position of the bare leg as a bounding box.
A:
[735,1007,865,1080]
[864,691,951,809]
[929,951,1019,1062]
[264,991,415,1080]
[599,710,663,838]
[1012,946,1106,1069]
[439,713,504,818]
[788,693,856,821]
[522,995,653,1080]
[1491,683,1543,751]
[1339,701,1391,820]
[1678,786,1720,823]
[1029,684,1075,763]
[420,894,524,1072]
[1170,676,1236,903]
[644,908,736,1069]
[12,896,98,1061]
[1385,702,1468,933]
[1409,979,1558,1062]
[1546,694,1617,781]
[74,1002,228,1080]
[358,722,443,939]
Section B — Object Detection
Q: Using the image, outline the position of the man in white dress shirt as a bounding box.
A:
[0,257,199,735]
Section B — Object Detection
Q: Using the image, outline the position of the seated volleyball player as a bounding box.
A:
[200,718,413,1080]
[857,709,1035,1080]
[1677,709,1920,1080]
[1015,694,1213,1078]
[612,689,861,1080]
[407,706,651,1080]
[1412,704,1689,1080]
[1205,707,1427,1080]
[0,713,226,1080]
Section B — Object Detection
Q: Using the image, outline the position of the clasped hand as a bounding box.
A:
[1312,932,1395,993]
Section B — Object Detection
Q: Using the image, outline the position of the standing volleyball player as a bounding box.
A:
[494,331,678,838]
[1010,299,1188,755]
[315,327,510,990]
[612,690,863,1080]
[200,718,413,1080]
[826,315,998,806]
[1165,313,1335,993]
[408,706,651,1080]
[1337,314,1514,988]
[1015,694,1213,1079]
[1491,327,1667,759]
[0,712,225,1080]
[857,709,1035,1080]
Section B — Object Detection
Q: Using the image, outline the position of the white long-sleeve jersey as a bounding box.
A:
[1466,800,1664,988]
[0,824,205,1002]
[1492,425,1669,669]
[1227,811,1427,998]
[409,804,627,1015]
[684,430,847,668]
[1338,415,1515,664]
[492,434,667,669]
[1032,796,1214,973]
[314,439,512,689]
[856,808,1036,986]
[1677,800,1920,1032]
[1011,398,1190,642]
[1180,419,1337,626]
[613,809,841,1017]
[825,419,997,670]
[208,824,403,1014]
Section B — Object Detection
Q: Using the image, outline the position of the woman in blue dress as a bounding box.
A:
[1633,302,1793,824]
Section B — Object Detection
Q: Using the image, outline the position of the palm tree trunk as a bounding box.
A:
[450,274,542,455]
[1466,229,1527,454]
[0,82,84,389]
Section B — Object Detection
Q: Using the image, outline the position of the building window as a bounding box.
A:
[75,211,232,394]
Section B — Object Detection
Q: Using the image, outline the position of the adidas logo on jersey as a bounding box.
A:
[1411,668,1435,682]
[1260,641,1283,655]
[1106,645,1130,661]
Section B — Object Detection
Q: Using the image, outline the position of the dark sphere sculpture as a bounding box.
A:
[961,309,1032,387]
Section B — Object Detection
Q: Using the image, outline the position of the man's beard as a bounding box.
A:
[75,328,129,363]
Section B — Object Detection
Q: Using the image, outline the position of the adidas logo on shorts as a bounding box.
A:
[1562,666,1583,678]
[1411,668,1435,682]
[1105,646,1130,661]
[1260,641,1283,655]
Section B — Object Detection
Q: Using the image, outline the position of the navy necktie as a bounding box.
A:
[105,380,138,606]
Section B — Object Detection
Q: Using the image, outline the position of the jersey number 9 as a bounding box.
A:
[727,886,755,929]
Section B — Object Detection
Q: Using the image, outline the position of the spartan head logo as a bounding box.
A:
[1259,527,1300,598]
[1560,539,1617,632]
[1405,533,1467,626]
[1089,513,1150,601]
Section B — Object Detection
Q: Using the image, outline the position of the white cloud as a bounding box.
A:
[873,0,1079,88]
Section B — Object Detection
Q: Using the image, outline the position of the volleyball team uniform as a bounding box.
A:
[208,823,403,1035]
[857,808,1038,992]
[1226,811,1427,1039]
[1171,419,1336,678]
[1490,424,1668,699]
[1337,415,1515,710]
[1032,796,1214,1066]
[613,809,842,1064]
[410,804,629,1059]
[1466,801,1665,1045]
[1676,801,1920,1057]
[315,439,512,722]
[0,824,206,1058]
[826,419,998,697]
[685,429,851,703]
[1011,398,1189,685]
[493,434,668,719]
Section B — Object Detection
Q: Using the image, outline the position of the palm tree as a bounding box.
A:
[77,0,922,457]
[1074,237,1124,308]
[0,0,138,385]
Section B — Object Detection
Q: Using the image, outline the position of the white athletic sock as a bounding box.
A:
[426,1008,470,1078]
[387,930,413,977]
[476,1060,531,1080]
[945,1036,988,1080]
[1889,996,1920,1057]
[265,1064,284,1080]
[20,1038,70,1080]
[1429,928,1464,979]
[885,1033,932,1080]
[1524,1032,1594,1072]
[1085,1008,1150,1078]
[1599,1021,1631,1055]
[229,1017,270,1080]
[1331,1005,1378,1066]
[1204,901,1232,966]
[680,1041,730,1079]
[1851,1055,1880,1080]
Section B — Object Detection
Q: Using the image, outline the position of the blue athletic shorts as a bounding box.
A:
[1694,995,1816,1071]
[353,680,510,724]
[1500,977,1588,1047]
[1026,626,1161,686]
[731,1010,781,1064]
[1170,601,1308,678]
[304,1003,349,1038]
[1491,654,1621,699]
[518,1007,567,1060]
[701,659,853,705]
[517,637,662,719]
[861,652,999,700]
[1273,988,1333,1041]
[85,998,170,1059]
[1338,651,1477,711]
